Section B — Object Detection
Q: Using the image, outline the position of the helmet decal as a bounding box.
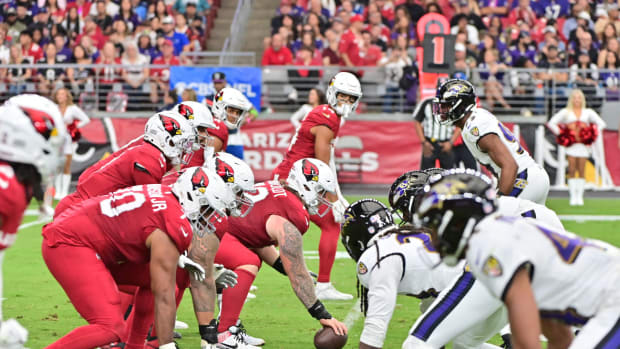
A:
[215,90,224,102]
[214,157,235,183]
[191,167,209,193]
[432,179,469,196]
[21,107,57,140]
[159,114,182,136]
[178,104,195,120]
[301,159,319,182]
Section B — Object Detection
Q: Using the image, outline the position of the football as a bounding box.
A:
[314,326,348,349]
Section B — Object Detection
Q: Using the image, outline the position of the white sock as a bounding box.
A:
[567,178,578,204]
[61,174,72,197]
[499,324,511,336]
[54,175,62,199]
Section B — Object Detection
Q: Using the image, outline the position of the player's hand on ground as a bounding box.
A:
[319,318,348,336]
[214,264,238,288]
[178,254,206,282]
[331,200,347,224]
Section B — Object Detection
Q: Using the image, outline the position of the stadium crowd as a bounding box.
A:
[263,0,620,111]
[0,0,217,105]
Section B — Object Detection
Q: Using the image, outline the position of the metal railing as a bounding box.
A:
[220,0,253,66]
[181,51,256,66]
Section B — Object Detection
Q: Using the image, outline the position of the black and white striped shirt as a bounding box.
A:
[412,97,454,142]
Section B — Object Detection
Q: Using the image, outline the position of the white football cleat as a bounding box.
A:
[315,282,353,301]
[236,320,265,346]
[175,319,189,330]
[217,325,261,349]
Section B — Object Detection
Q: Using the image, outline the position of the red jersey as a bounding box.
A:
[151,56,180,82]
[339,29,363,66]
[44,185,192,266]
[227,181,309,248]
[96,57,122,84]
[261,46,293,66]
[22,43,43,64]
[77,141,171,199]
[182,119,229,168]
[273,104,340,179]
[0,162,28,250]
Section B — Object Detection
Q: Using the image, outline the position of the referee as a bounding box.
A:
[412,90,459,170]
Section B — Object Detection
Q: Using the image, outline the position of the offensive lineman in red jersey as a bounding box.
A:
[215,158,348,349]
[42,168,232,349]
[184,118,229,168]
[0,98,66,345]
[273,72,363,300]
[54,110,195,217]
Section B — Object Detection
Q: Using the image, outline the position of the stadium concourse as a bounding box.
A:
[1,0,620,348]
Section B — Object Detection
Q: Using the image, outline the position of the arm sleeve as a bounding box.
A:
[588,109,607,129]
[546,109,567,135]
[72,106,91,128]
[360,255,403,348]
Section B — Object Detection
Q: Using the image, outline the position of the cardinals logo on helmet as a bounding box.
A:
[301,159,319,182]
[159,114,182,137]
[215,90,224,102]
[214,158,235,183]
[178,104,195,120]
[191,168,209,193]
[22,107,57,140]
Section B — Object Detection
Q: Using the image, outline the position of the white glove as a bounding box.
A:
[331,199,347,224]
[178,254,206,282]
[201,339,218,349]
[0,319,28,348]
[214,264,238,288]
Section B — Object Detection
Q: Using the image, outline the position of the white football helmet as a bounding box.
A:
[325,72,362,118]
[1,95,67,182]
[212,87,251,130]
[286,158,337,216]
[173,101,216,150]
[208,152,255,217]
[143,111,195,165]
[172,166,235,235]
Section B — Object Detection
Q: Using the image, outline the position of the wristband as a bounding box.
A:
[199,319,218,344]
[308,300,332,320]
[271,257,287,275]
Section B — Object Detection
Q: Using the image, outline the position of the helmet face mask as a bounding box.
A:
[144,112,196,166]
[388,170,429,224]
[432,79,476,126]
[213,88,250,130]
[286,158,336,216]
[209,152,255,218]
[326,72,362,118]
[341,199,396,261]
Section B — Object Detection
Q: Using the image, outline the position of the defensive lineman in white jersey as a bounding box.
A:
[433,79,549,204]
[416,169,620,349]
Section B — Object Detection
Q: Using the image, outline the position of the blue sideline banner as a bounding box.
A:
[170,66,262,108]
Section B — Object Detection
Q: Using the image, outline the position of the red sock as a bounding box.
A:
[217,269,256,332]
[124,287,154,348]
[315,211,340,283]
[45,324,120,349]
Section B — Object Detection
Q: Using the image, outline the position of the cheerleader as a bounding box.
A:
[547,88,606,206]
[52,87,90,199]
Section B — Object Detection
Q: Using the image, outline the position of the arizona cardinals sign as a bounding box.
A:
[302,159,319,182]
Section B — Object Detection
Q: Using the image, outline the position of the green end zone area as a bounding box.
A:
[6,198,620,348]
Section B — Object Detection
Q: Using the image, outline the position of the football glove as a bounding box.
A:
[178,253,206,282]
[214,264,238,288]
[331,199,347,224]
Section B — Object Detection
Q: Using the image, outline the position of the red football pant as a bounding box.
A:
[311,208,340,283]
[42,242,124,349]
[214,233,261,332]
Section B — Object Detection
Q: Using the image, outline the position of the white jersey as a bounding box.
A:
[356,231,461,348]
[496,196,563,230]
[468,214,620,325]
[462,107,536,176]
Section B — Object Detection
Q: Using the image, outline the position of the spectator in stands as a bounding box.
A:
[510,56,538,102]
[451,14,479,47]
[79,35,100,61]
[109,20,131,56]
[360,30,383,66]
[537,44,569,112]
[598,22,619,52]
[487,15,503,39]
[0,27,9,64]
[305,11,327,37]
[598,34,619,68]
[37,43,66,96]
[573,31,598,65]
[175,13,200,55]
[366,11,390,45]
[154,0,169,21]
[96,41,122,108]
[122,40,150,94]
[158,88,177,112]
[44,0,67,23]
[15,4,33,28]
[507,0,537,28]
[479,0,509,18]
[391,12,416,47]
[290,88,326,129]
[570,50,599,100]
[508,31,537,65]
[379,36,412,112]
[19,30,44,63]
[538,26,566,54]
[93,0,114,35]
[374,0,394,22]
[173,0,209,16]
[599,50,620,100]
[31,27,48,48]
[54,34,73,62]
[369,24,388,52]
[185,2,206,26]
[308,0,331,20]
[291,29,322,57]
[262,33,293,65]
[6,44,32,96]
[479,48,511,111]
[68,0,91,18]
[150,39,180,104]
[76,16,106,50]
[137,33,157,62]
[322,28,342,65]
[33,7,54,35]
[67,44,95,94]
[161,15,190,56]
[272,0,299,34]
[451,0,486,31]
[88,0,119,17]
[402,0,425,23]
[453,42,472,80]
[6,8,24,40]
[339,14,363,67]
[563,6,591,40]
[62,6,84,42]
[114,0,140,33]
[536,0,570,19]
[181,88,197,101]
[478,32,508,63]
[425,2,444,16]
[288,45,322,96]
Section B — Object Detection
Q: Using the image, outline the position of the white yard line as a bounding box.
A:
[558,215,620,221]
[303,251,351,260]
[18,218,50,230]
[343,298,362,329]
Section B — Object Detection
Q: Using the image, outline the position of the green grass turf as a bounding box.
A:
[5,197,620,348]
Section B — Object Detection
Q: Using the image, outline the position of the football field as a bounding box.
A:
[6,196,620,348]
